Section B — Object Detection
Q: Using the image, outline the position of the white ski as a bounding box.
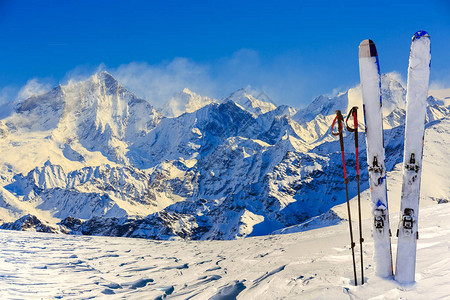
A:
[359,39,393,278]
[395,31,431,284]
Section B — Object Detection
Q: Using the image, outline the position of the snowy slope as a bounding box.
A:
[0,201,448,299]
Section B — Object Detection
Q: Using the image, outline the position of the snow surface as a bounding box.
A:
[0,201,448,299]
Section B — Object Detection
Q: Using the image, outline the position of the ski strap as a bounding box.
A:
[345,106,358,131]
[331,110,344,136]
[332,110,348,180]
[346,106,360,176]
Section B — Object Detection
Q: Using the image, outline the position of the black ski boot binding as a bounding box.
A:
[374,209,385,235]
[401,208,414,237]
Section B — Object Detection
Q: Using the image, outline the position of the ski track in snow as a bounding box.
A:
[0,202,449,299]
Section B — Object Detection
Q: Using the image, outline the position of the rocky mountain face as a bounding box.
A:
[0,71,448,240]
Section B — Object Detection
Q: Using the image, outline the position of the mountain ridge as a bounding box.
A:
[0,71,448,240]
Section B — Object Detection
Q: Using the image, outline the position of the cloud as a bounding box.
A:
[384,71,405,87]
[0,78,55,105]
[429,80,450,91]
[112,59,217,106]
[16,78,53,101]
[109,49,323,108]
[62,63,107,85]
[0,48,360,108]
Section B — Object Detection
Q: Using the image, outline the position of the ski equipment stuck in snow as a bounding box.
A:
[346,106,364,285]
[359,39,393,278]
[395,31,431,284]
[332,110,358,286]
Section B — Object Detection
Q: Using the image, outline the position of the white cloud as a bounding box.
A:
[385,71,406,87]
[0,49,364,108]
[112,59,217,106]
[16,78,53,101]
[62,64,107,86]
[429,80,450,91]
[0,78,55,105]
[109,49,320,108]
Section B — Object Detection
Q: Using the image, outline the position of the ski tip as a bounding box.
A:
[413,30,430,41]
[359,39,378,58]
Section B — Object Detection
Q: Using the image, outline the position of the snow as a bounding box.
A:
[163,88,217,117]
[0,201,448,299]
[225,88,277,116]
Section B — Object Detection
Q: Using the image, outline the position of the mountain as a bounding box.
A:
[224,88,277,116]
[0,71,161,175]
[162,88,217,117]
[0,71,448,240]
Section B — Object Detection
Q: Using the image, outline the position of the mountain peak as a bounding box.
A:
[95,70,114,80]
[162,88,216,117]
[181,88,195,96]
[380,71,406,113]
[294,72,407,124]
[16,84,65,113]
[226,88,276,115]
[90,71,122,90]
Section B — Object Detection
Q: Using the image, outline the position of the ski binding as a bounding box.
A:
[369,156,385,186]
[374,209,386,235]
[400,208,414,237]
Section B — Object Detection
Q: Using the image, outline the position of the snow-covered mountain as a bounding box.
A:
[162,88,217,117]
[0,71,448,241]
[224,88,277,116]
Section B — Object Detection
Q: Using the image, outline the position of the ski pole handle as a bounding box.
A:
[331,116,340,136]
[332,110,345,152]
[332,110,344,136]
[346,106,359,148]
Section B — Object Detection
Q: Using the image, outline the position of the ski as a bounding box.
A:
[358,39,393,278]
[395,31,431,284]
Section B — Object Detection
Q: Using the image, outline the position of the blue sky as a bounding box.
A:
[0,0,449,107]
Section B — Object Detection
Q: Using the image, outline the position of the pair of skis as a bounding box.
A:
[332,107,364,286]
[359,32,431,283]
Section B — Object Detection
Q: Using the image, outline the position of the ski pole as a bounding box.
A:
[346,106,364,285]
[332,110,358,286]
